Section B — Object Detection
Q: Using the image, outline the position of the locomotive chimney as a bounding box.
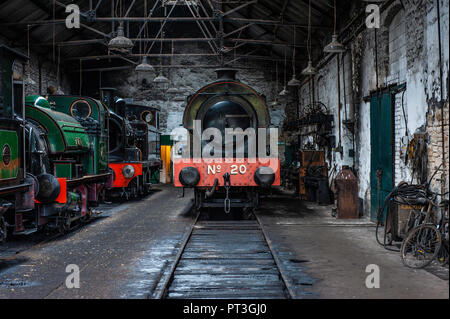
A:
[100,87,117,111]
[215,68,238,81]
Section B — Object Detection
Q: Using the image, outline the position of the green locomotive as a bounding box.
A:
[1,45,113,240]
[0,45,35,241]
[24,95,111,233]
[45,95,109,179]
[1,45,162,241]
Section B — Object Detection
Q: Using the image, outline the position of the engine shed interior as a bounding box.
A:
[0,0,448,303]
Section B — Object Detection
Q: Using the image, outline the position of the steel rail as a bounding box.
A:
[254,213,295,298]
[153,208,200,299]
[154,211,293,299]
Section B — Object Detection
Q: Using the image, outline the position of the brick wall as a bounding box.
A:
[0,35,72,96]
[427,102,449,193]
[96,43,286,136]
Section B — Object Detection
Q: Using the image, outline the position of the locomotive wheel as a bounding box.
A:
[58,214,71,234]
[80,211,90,224]
[129,179,139,199]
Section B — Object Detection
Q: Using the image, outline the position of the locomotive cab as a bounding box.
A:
[0,45,35,241]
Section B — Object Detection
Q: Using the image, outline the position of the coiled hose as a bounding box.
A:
[375,183,430,252]
[375,179,449,252]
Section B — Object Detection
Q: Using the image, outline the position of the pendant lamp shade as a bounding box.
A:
[301,60,317,76]
[135,56,154,72]
[166,87,180,94]
[324,34,346,53]
[108,22,133,50]
[288,26,301,87]
[153,72,169,83]
[324,1,346,54]
[288,75,301,87]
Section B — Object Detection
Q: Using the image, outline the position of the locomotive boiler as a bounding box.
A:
[173,69,280,214]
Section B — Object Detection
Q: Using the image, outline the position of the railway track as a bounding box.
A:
[155,214,293,299]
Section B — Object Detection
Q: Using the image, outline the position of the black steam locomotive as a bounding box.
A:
[101,88,161,199]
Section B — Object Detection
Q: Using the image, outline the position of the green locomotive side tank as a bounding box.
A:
[0,125,19,180]
[0,46,27,185]
[46,95,109,176]
[1,45,35,241]
[25,96,89,153]
[25,95,90,179]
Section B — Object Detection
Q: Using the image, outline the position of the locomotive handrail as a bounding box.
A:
[66,173,111,187]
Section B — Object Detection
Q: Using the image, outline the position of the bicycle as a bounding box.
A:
[401,197,449,269]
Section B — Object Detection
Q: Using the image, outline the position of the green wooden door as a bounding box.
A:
[370,93,394,221]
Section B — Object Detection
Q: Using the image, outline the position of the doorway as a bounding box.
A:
[370,92,394,221]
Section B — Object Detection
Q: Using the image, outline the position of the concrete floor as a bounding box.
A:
[0,186,448,299]
[257,193,449,299]
[0,185,195,299]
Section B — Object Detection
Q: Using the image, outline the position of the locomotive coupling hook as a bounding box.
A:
[223,173,231,214]
[205,178,219,198]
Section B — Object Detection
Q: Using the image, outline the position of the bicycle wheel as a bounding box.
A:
[401,224,442,269]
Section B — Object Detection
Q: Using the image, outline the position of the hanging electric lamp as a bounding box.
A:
[166,40,180,94]
[269,62,280,106]
[288,26,301,87]
[324,34,346,53]
[324,0,346,53]
[301,60,317,76]
[135,2,153,72]
[287,76,301,87]
[153,22,169,86]
[302,0,317,76]
[24,25,36,86]
[154,72,169,83]
[136,56,154,72]
[108,22,133,50]
[279,46,289,96]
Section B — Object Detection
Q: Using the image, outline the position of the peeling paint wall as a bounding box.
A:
[293,0,449,216]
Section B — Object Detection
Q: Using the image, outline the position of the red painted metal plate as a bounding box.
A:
[109,163,143,188]
[174,158,280,187]
[55,178,67,204]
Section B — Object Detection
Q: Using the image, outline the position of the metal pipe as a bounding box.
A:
[337,54,342,155]
[436,0,446,192]
[70,64,258,73]
[342,51,347,121]
[374,29,379,90]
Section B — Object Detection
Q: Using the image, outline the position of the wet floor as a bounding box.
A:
[256,192,449,299]
[0,185,195,299]
[0,186,448,299]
